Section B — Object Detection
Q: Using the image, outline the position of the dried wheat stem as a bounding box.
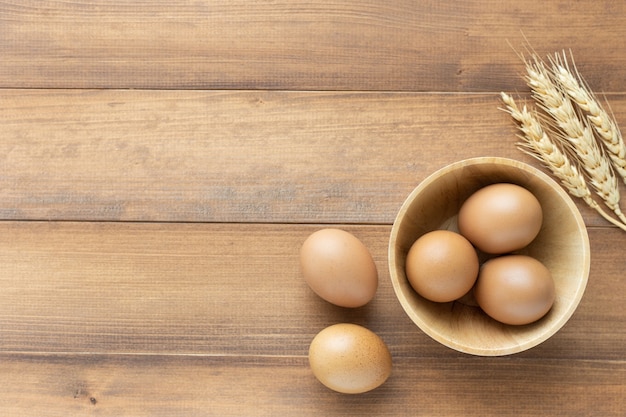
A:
[550,51,626,185]
[524,56,626,225]
[500,93,626,231]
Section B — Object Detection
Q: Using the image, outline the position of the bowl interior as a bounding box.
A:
[389,157,590,356]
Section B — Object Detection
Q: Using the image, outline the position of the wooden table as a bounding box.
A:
[1,1,625,415]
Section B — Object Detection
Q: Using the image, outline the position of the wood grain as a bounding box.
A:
[2,89,625,225]
[0,354,623,417]
[0,222,623,361]
[1,1,626,91]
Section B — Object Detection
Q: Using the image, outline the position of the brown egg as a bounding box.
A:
[405,230,479,303]
[474,255,555,325]
[300,229,378,308]
[458,183,543,254]
[308,323,392,394]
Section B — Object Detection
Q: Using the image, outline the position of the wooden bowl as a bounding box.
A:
[388,157,590,356]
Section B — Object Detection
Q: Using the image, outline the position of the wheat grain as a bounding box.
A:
[500,93,588,198]
[550,52,626,185]
[500,92,626,231]
[524,56,626,225]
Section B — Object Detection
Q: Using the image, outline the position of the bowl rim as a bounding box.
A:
[388,156,591,356]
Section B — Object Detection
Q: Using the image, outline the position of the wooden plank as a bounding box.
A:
[0,354,623,416]
[1,1,626,91]
[2,89,625,226]
[0,222,623,360]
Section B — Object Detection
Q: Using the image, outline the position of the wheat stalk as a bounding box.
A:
[550,51,626,185]
[500,92,626,231]
[524,55,626,226]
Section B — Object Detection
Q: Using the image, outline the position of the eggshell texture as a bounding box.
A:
[300,229,378,308]
[458,183,543,254]
[308,323,392,394]
[475,255,555,325]
[405,230,479,302]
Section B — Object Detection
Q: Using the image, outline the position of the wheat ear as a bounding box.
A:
[550,51,626,185]
[500,93,626,231]
[524,56,626,225]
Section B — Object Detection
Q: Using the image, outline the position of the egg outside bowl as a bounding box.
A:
[388,157,590,356]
